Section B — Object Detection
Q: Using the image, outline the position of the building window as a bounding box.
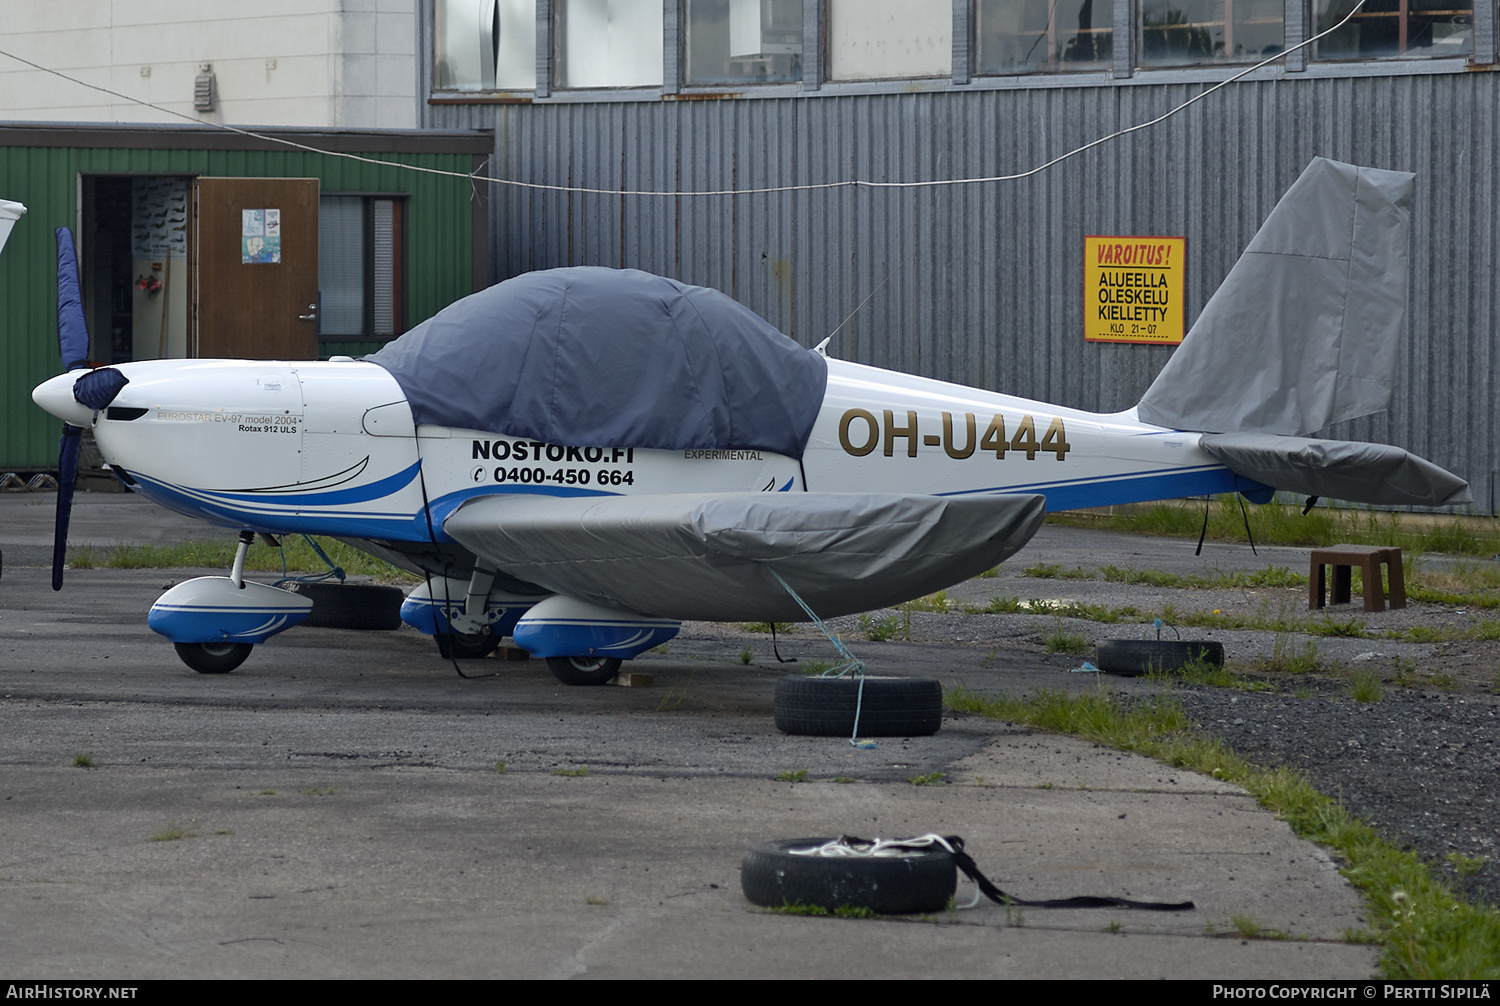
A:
[975,0,1113,72]
[1137,0,1285,65]
[434,0,537,91]
[556,0,664,88]
[319,196,405,339]
[827,0,952,80]
[686,0,803,84]
[1312,0,1472,59]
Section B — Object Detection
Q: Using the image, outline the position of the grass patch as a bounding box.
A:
[739,647,753,665]
[776,769,810,783]
[494,762,507,774]
[907,772,947,787]
[1261,632,1322,675]
[742,622,794,634]
[1041,618,1090,654]
[146,822,197,843]
[71,752,95,769]
[770,901,880,919]
[1147,656,1275,692]
[553,766,589,777]
[858,612,906,642]
[1049,497,1500,559]
[68,536,413,580]
[946,682,1500,978]
[899,591,952,613]
[1347,672,1385,703]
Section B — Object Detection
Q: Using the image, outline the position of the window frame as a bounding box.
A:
[318,193,408,343]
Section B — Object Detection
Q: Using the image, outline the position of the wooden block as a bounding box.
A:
[615,671,655,687]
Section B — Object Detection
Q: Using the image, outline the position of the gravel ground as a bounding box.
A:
[1172,681,1500,907]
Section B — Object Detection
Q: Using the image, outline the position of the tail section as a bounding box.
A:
[1138,158,1412,437]
[1136,157,1470,507]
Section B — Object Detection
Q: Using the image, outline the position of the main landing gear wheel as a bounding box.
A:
[435,632,501,660]
[174,641,253,674]
[740,839,957,914]
[546,655,622,686]
[773,675,944,737]
[1094,639,1225,677]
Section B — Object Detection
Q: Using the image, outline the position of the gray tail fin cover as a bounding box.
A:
[1137,158,1413,437]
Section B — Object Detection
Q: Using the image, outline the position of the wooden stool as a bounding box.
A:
[1309,545,1406,612]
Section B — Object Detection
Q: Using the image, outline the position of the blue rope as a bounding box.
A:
[768,569,874,747]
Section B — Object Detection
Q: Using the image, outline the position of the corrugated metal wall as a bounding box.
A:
[0,138,481,469]
[430,71,1500,512]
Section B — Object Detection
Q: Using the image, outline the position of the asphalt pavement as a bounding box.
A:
[0,491,1382,979]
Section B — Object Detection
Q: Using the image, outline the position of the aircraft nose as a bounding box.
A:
[32,372,96,427]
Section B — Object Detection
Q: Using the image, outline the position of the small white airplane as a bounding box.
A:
[32,158,1470,684]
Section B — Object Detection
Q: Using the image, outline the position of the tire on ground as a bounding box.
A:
[288,582,405,631]
[741,838,957,914]
[1095,639,1225,676]
[773,675,943,737]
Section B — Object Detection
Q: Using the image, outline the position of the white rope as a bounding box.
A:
[788,835,983,908]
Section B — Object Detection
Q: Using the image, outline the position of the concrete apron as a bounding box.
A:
[1,733,1375,979]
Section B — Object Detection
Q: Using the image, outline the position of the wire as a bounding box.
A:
[0,2,1365,200]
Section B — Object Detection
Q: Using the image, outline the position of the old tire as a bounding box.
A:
[741,839,957,914]
[1095,639,1225,677]
[174,641,253,674]
[288,582,404,630]
[773,675,943,737]
[546,655,622,686]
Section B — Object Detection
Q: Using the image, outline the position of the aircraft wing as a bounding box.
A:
[443,492,1047,622]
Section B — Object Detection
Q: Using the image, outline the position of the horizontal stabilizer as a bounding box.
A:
[1199,433,1471,507]
[444,492,1046,621]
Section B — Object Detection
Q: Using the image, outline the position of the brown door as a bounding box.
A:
[194,177,320,359]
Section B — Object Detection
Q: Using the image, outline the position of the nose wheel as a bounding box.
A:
[174,641,253,674]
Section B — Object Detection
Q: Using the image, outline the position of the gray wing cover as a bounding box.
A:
[444,492,1047,621]
[1199,433,1471,507]
[365,267,827,458]
[1138,158,1413,437]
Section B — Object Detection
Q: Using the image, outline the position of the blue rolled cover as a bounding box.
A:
[56,228,90,372]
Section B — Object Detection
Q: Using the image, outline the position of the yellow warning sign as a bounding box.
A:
[1084,236,1185,344]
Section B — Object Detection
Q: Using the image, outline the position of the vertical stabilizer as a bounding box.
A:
[1137,158,1413,437]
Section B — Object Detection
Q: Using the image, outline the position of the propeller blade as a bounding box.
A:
[51,228,95,591]
[53,425,82,591]
[56,228,90,372]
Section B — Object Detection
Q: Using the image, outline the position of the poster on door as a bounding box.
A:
[241,208,282,264]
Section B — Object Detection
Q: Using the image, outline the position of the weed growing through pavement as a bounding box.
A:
[71,752,94,768]
[739,647,753,665]
[907,772,946,787]
[775,769,809,783]
[858,612,906,642]
[1041,617,1089,654]
[147,822,197,842]
[770,902,878,919]
[1347,672,1385,703]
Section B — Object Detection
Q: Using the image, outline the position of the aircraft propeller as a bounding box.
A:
[44,228,128,590]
